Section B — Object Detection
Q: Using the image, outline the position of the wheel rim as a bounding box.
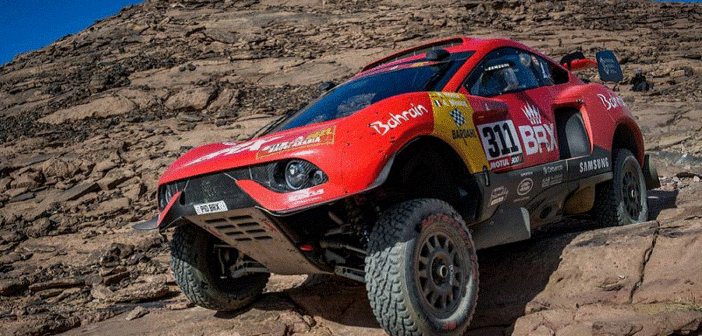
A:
[621,168,642,219]
[415,231,469,317]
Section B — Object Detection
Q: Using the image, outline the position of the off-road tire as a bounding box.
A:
[170,224,269,311]
[593,148,649,226]
[365,199,479,336]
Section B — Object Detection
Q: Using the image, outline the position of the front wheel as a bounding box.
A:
[170,224,269,311]
[593,148,649,226]
[365,199,479,336]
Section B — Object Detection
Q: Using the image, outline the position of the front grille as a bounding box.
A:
[203,215,273,241]
[158,169,250,210]
[183,173,241,205]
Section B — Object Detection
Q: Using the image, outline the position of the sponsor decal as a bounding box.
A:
[518,104,557,156]
[520,171,533,177]
[489,186,508,206]
[441,92,462,98]
[517,178,534,196]
[370,104,428,135]
[194,200,228,215]
[522,104,542,125]
[489,155,523,169]
[598,93,625,110]
[541,174,563,188]
[289,188,325,202]
[186,136,283,166]
[579,157,610,173]
[449,109,467,127]
[452,129,477,140]
[478,120,524,169]
[513,196,530,203]
[448,99,468,107]
[486,63,510,72]
[543,163,565,175]
[258,127,335,158]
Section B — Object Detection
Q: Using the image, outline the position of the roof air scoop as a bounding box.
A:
[426,49,449,61]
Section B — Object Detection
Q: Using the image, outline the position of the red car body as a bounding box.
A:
[140,36,658,336]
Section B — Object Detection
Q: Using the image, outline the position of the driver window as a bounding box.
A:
[464,48,541,97]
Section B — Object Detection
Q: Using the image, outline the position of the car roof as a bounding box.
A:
[357,36,540,76]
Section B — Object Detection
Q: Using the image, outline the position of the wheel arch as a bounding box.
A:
[380,136,481,222]
[612,121,644,165]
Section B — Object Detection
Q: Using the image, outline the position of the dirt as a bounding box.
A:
[2,0,702,335]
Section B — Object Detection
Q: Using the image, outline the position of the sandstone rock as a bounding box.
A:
[8,191,35,203]
[10,171,43,189]
[96,169,133,191]
[94,159,118,173]
[0,278,29,296]
[112,278,170,303]
[41,157,80,179]
[90,284,114,301]
[5,187,28,198]
[165,87,215,111]
[24,217,54,238]
[96,197,131,215]
[632,218,702,305]
[0,177,12,192]
[55,181,99,202]
[208,88,240,111]
[38,95,137,124]
[527,222,659,311]
[28,277,84,293]
[125,306,149,321]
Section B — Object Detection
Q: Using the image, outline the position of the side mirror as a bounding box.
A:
[596,50,623,82]
[319,81,336,92]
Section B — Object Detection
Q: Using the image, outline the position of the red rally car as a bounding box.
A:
[136,37,659,336]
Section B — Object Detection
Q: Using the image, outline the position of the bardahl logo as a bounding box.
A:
[452,129,477,139]
[370,104,428,135]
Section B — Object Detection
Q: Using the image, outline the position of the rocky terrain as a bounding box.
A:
[1,0,702,335]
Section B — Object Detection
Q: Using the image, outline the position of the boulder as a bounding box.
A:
[38,95,137,124]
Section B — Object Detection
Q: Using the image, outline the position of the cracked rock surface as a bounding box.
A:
[1,0,702,335]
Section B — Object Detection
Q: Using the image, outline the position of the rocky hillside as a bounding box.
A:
[1,0,702,335]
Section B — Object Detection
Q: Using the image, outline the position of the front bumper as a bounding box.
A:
[134,171,326,275]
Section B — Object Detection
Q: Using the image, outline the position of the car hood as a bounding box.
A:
[158,122,337,185]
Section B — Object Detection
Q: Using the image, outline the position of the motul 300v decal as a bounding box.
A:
[477,120,524,169]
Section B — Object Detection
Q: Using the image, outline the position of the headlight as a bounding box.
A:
[285,160,308,190]
[251,159,328,192]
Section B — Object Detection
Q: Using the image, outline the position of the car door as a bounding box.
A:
[459,47,560,172]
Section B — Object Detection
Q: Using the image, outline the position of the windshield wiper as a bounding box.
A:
[251,107,300,139]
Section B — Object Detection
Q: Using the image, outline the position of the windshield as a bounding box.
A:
[265,52,473,134]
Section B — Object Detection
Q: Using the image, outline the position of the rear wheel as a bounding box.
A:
[170,224,269,311]
[593,148,649,226]
[365,199,478,336]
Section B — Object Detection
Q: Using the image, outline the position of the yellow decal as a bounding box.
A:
[429,92,488,173]
[257,126,336,159]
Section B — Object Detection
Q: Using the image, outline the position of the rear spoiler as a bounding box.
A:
[559,50,623,82]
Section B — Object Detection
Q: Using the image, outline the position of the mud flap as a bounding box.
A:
[643,154,661,190]
[471,206,531,250]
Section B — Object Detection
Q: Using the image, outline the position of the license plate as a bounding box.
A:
[194,201,228,215]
